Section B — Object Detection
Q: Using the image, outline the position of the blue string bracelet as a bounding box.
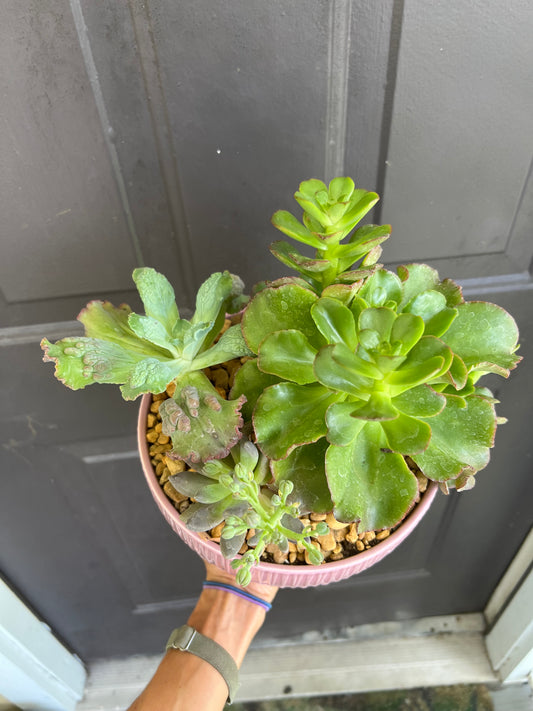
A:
[203,581,272,612]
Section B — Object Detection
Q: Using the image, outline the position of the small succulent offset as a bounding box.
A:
[42,176,521,585]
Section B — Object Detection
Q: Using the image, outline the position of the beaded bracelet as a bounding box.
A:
[203,581,272,612]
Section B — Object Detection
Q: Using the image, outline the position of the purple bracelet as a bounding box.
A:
[203,581,272,612]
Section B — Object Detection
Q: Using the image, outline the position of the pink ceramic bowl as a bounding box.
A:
[138,394,438,588]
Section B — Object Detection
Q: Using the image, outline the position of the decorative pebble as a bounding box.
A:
[376,530,390,541]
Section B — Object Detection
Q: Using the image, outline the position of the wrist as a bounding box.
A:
[187,587,266,666]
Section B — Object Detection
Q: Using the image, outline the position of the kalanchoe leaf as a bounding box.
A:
[320,282,363,305]
[314,344,375,398]
[389,313,425,355]
[242,283,323,353]
[271,439,333,513]
[412,394,497,482]
[128,314,177,354]
[423,307,458,338]
[360,270,402,307]
[120,358,187,400]
[380,412,432,454]
[328,176,355,202]
[254,383,339,460]
[132,267,179,334]
[404,290,448,324]
[270,241,332,275]
[439,302,521,375]
[191,325,253,369]
[258,330,317,385]
[391,384,446,418]
[359,307,397,342]
[326,422,418,530]
[397,264,440,309]
[229,359,280,422]
[435,278,464,307]
[362,244,383,267]
[160,372,245,462]
[325,402,367,446]
[271,210,324,248]
[311,298,358,349]
[351,392,398,421]
[442,354,469,390]
[192,271,244,328]
[335,267,381,283]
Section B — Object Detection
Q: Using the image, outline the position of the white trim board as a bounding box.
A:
[77,613,497,710]
[0,580,86,711]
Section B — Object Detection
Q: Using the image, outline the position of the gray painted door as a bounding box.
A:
[1,1,532,661]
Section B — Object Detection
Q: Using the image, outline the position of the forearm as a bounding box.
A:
[127,588,267,711]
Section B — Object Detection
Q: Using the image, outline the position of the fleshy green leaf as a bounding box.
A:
[160,372,245,462]
[220,530,247,559]
[391,384,446,417]
[325,402,366,445]
[380,413,431,454]
[413,394,497,481]
[191,325,253,369]
[42,336,146,390]
[132,267,179,333]
[360,270,402,307]
[254,383,338,460]
[390,313,425,354]
[358,307,397,341]
[397,264,439,309]
[258,330,317,384]
[328,176,354,202]
[440,302,521,375]
[229,359,280,422]
[271,439,333,513]
[424,307,458,337]
[120,358,186,400]
[77,300,171,357]
[314,344,376,398]
[272,210,324,249]
[169,471,228,503]
[269,241,331,275]
[191,271,243,333]
[311,298,358,349]
[128,314,176,354]
[326,422,418,530]
[180,497,235,532]
[404,290,447,322]
[242,283,322,353]
[351,393,398,421]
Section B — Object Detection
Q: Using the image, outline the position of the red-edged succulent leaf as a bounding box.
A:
[229,359,280,422]
[412,394,497,482]
[257,330,317,384]
[254,382,339,460]
[439,302,521,375]
[271,439,333,513]
[326,422,418,530]
[242,283,323,353]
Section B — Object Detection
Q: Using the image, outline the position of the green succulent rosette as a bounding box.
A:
[235,262,521,532]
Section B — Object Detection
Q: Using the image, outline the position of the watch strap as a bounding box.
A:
[166,625,239,703]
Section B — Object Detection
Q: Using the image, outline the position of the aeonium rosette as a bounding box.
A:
[232,263,521,532]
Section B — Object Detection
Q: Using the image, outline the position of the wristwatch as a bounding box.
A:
[166,625,239,703]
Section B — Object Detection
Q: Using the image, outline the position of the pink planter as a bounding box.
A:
[138,394,438,588]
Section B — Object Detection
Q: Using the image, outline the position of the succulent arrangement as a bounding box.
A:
[42,177,521,585]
